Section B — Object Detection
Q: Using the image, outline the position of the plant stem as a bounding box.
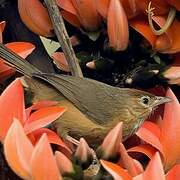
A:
[44,0,83,77]
[147,1,176,36]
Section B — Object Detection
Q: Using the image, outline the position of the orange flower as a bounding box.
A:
[18,0,54,37]
[4,121,62,179]
[0,42,35,83]
[57,0,102,31]
[0,79,70,155]
[100,152,166,179]
[130,0,180,54]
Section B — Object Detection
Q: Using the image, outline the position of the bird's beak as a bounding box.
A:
[152,96,172,107]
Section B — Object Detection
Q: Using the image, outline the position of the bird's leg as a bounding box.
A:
[66,135,80,146]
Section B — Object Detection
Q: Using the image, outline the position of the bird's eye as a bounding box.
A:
[140,96,150,106]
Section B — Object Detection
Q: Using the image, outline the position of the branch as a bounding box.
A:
[44,0,83,77]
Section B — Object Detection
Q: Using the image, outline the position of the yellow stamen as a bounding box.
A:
[146,1,176,35]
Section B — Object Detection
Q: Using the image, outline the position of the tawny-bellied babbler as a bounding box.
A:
[0,43,171,147]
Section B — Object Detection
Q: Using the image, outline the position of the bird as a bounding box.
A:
[0,43,171,147]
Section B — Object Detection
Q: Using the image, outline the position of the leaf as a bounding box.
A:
[100,160,132,180]
[0,79,25,141]
[4,119,33,179]
[24,106,66,134]
[30,134,61,180]
[6,42,35,58]
[107,0,129,51]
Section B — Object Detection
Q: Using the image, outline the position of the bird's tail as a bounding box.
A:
[0,43,42,77]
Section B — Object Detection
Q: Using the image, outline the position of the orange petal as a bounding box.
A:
[51,52,70,72]
[30,134,61,180]
[100,160,132,180]
[61,10,81,28]
[0,61,15,83]
[155,34,172,52]
[160,88,180,170]
[166,0,180,11]
[56,0,78,15]
[0,21,6,43]
[96,0,110,19]
[136,121,164,156]
[0,42,35,82]
[143,152,165,180]
[163,54,180,83]
[154,17,180,53]
[0,79,25,141]
[99,122,123,159]
[32,128,72,154]
[132,159,144,174]
[130,15,157,47]
[119,143,141,176]
[162,19,180,54]
[71,0,102,31]
[128,144,157,159]
[107,0,129,51]
[74,138,92,166]
[136,0,169,15]
[26,100,58,118]
[0,42,34,82]
[56,0,81,27]
[55,151,74,175]
[0,21,6,32]
[4,119,33,179]
[5,42,35,58]
[121,0,140,19]
[18,0,54,37]
[166,164,180,180]
[24,106,66,134]
[166,78,180,86]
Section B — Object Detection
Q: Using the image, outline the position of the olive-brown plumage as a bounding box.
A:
[0,43,171,147]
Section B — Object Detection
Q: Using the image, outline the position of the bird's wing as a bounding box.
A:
[34,73,124,124]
